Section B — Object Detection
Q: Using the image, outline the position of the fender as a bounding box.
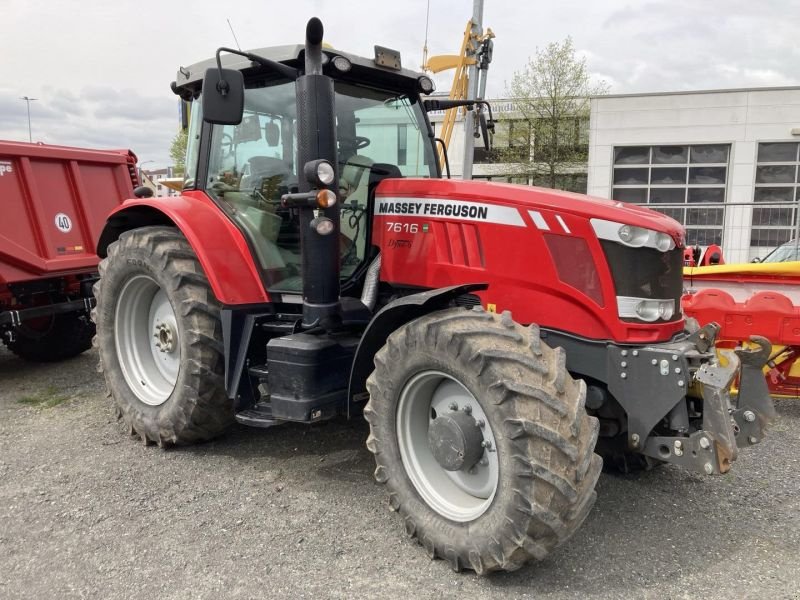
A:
[97,191,269,305]
[346,283,487,414]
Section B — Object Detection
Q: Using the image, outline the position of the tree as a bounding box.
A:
[496,38,608,190]
[169,129,188,176]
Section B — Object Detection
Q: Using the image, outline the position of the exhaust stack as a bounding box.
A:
[295,17,342,328]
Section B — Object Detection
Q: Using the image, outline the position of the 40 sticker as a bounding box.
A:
[54,213,73,233]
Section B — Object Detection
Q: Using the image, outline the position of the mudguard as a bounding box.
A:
[97,191,269,305]
[346,283,487,415]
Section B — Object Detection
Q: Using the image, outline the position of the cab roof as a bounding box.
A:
[172,44,427,97]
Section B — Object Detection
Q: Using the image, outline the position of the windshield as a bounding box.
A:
[762,240,800,263]
[203,78,435,291]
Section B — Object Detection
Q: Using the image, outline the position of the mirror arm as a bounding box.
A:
[434,138,451,179]
[214,48,232,96]
[424,99,475,112]
[216,47,300,83]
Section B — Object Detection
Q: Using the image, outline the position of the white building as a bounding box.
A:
[587,86,800,262]
[141,167,180,198]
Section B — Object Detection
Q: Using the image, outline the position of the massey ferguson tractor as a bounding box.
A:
[93,18,775,573]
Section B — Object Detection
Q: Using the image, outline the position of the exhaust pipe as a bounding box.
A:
[295,17,342,328]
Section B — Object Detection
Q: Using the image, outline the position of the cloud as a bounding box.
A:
[0,84,178,165]
[0,0,797,169]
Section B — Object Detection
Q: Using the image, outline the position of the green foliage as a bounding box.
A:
[497,38,608,190]
[169,129,188,176]
[18,385,70,408]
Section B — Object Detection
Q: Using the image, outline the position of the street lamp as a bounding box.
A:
[138,160,155,186]
[20,96,37,142]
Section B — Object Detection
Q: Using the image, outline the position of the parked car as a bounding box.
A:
[755,240,800,263]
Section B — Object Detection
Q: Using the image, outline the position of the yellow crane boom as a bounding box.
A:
[424,20,494,171]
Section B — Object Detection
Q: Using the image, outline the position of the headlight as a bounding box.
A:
[316,161,335,186]
[591,219,677,252]
[331,55,352,72]
[617,296,676,322]
[303,159,336,187]
[417,76,435,94]
[655,232,674,252]
[311,216,335,235]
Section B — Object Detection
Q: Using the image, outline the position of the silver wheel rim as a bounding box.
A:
[114,275,180,406]
[397,370,499,522]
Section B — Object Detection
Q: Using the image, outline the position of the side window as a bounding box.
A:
[351,98,431,177]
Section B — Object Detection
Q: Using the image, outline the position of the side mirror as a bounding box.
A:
[479,112,491,152]
[202,68,244,125]
[751,257,761,263]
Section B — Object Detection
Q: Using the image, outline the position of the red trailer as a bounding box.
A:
[0,141,137,361]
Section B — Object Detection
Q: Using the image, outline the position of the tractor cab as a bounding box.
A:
[175,43,439,296]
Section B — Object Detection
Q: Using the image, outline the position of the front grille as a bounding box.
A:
[600,241,683,321]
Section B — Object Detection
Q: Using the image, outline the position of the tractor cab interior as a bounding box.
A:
[202,77,437,292]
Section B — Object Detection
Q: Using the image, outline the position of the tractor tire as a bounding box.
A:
[92,226,233,447]
[364,306,602,574]
[4,312,94,362]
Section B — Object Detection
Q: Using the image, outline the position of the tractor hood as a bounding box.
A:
[375,178,685,245]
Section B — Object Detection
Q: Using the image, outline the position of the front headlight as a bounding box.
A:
[617,296,676,322]
[592,219,677,252]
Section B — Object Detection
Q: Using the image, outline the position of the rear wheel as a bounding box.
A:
[93,226,232,446]
[364,307,602,573]
[4,311,94,362]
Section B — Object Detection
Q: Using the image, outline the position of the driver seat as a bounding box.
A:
[340,154,374,207]
[240,156,292,194]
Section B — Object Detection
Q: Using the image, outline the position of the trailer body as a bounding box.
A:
[1,141,136,360]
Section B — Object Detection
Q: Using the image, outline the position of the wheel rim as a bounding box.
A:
[114,275,180,406]
[397,370,499,522]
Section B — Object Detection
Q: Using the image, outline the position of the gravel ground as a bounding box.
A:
[0,344,798,600]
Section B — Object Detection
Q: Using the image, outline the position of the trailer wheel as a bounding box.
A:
[92,226,232,446]
[364,307,602,574]
[4,312,94,362]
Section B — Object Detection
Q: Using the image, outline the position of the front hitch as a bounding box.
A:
[623,330,775,476]
[732,336,775,447]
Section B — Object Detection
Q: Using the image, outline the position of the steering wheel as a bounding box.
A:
[220,133,234,157]
[354,135,370,150]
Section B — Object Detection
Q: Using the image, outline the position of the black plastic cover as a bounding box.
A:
[266,333,359,421]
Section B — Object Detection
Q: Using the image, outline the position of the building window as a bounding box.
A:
[752,142,799,248]
[611,144,730,246]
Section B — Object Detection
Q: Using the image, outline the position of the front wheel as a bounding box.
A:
[93,226,233,446]
[364,307,602,574]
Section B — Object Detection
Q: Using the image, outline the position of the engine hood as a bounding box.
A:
[375,178,685,243]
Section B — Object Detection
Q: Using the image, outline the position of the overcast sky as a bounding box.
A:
[1,0,798,167]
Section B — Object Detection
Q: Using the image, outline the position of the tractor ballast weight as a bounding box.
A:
[93,17,776,574]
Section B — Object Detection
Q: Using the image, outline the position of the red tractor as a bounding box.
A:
[93,19,775,573]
